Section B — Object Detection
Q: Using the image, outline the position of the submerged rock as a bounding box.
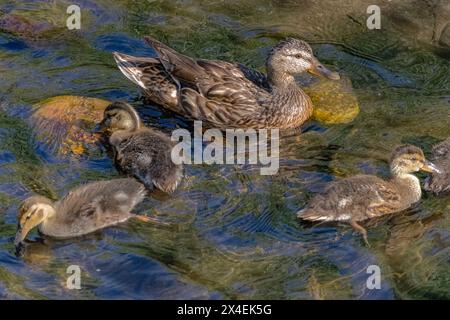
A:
[31,96,110,157]
[304,76,360,125]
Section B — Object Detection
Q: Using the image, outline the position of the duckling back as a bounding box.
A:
[110,128,183,193]
[41,178,147,238]
[298,175,405,222]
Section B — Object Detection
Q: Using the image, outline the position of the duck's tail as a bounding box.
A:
[113,52,156,90]
[113,52,179,109]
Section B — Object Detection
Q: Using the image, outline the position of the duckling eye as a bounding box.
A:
[295,54,303,59]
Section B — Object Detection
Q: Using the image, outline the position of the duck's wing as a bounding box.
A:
[298,175,402,222]
[113,52,179,110]
[179,75,271,128]
[236,63,271,91]
[144,36,271,127]
[55,179,146,233]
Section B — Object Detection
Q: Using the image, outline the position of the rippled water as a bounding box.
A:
[0,0,449,299]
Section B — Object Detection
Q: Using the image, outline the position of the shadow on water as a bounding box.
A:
[0,0,448,299]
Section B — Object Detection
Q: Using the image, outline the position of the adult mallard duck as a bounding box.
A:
[297,145,440,246]
[425,138,450,194]
[96,101,183,193]
[14,178,150,246]
[113,36,340,129]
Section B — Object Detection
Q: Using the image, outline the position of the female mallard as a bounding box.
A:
[297,145,440,246]
[96,101,182,193]
[14,178,149,246]
[113,36,340,129]
[425,138,450,194]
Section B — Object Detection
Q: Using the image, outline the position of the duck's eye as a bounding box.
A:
[295,54,303,59]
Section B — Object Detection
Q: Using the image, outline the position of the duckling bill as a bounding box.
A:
[113,36,340,129]
[96,101,183,193]
[297,145,440,246]
[14,178,149,247]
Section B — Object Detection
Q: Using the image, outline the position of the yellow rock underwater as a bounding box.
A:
[31,96,110,156]
[304,76,360,125]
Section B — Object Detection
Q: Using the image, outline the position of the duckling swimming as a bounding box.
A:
[425,138,450,194]
[14,178,149,246]
[113,36,340,129]
[96,101,182,193]
[297,145,440,246]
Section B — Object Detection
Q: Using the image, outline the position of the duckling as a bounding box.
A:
[425,138,450,194]
[297,145,440,246]
[14,178,149,246]
[113,36,340,129]
[96,101,182,193]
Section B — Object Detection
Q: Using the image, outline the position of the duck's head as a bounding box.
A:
[390,144,440,176]
[15,196,55,246]
[95,101,141,133]
[267,38,340,84]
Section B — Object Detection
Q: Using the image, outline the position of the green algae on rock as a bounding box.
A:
[304,76,360,125]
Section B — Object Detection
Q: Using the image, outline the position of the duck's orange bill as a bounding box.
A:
[308,58,340,80]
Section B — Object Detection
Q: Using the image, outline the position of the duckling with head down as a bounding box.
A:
[14,178,149,246]
[297,145,440,246]
[113,36,340,129]
[425,138,450,194]
[96,101,182,193]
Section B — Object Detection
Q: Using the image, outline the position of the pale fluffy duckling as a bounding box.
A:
[297,145,440,246]
[15,178,149,246]
[96,101,183,193]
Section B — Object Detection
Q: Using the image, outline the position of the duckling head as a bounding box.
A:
[15,196,55,246]
[96,101,141,133]
[266,38,340,85]
[390,144,441,177]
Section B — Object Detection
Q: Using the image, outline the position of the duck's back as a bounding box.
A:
[299,175,403,222]
[111,128,183,193]
[41,179,146,237]
[144,36,279,128]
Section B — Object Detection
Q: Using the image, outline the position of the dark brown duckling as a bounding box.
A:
[14,178,149,246]
[113,36,340,129]
[425,138,450,194]
[96,101,182,193]
[297,145,441,246]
